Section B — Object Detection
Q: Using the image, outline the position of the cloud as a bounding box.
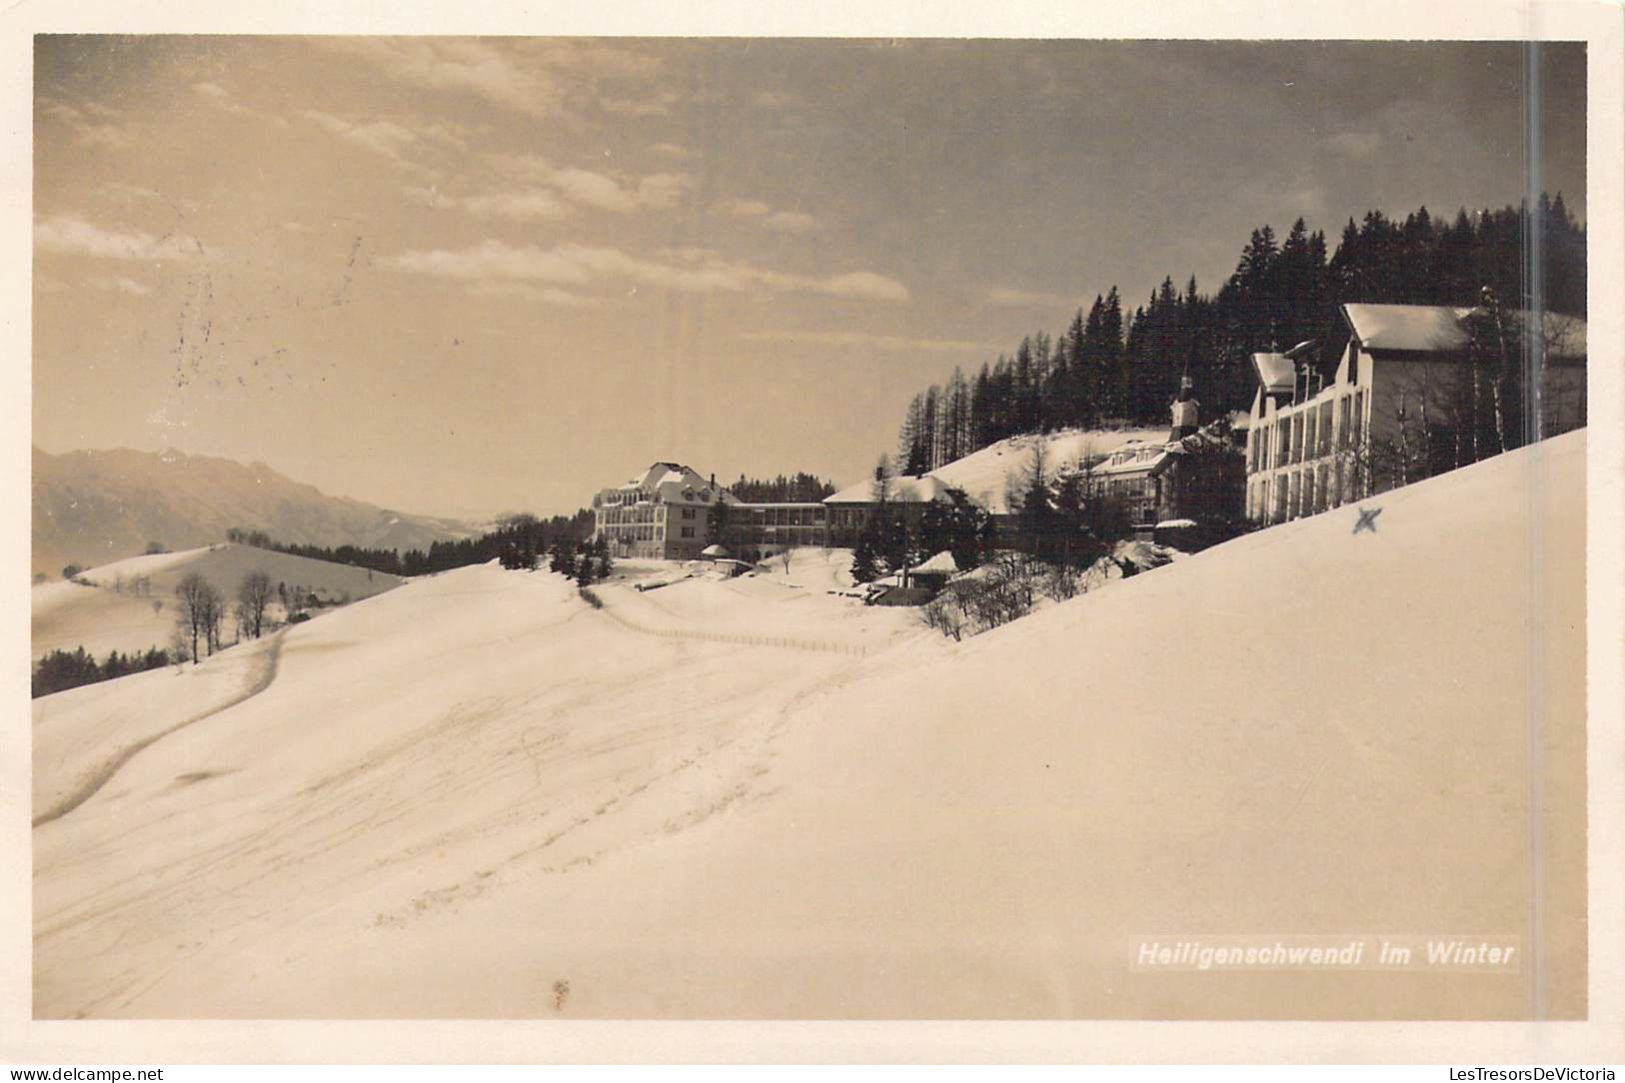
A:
[466,281,599,307]
[305,110,422,166]
[386,239,908,302]
[600,91,680,117]
[456,188,573,222]
[39,95,140,148]
[486,153,693,214]
[192,82,229,99]
[35,214,208,262]
[651,142,692,159]
[739,330,991,354]
[94,274,153,296]
[73,123,137,149]
[986,286,1079,308]
[312,39,568,119]
[546,166,691,213]
[1327,129,1382,157]
[762,210,816,234]
[717,197,817,234]
[720,198,773,219]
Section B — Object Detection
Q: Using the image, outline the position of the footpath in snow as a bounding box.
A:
[31,432,1586,1020]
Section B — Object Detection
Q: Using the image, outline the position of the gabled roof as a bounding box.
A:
[1342,304,1473,353]
[910,550,959,575]
[618,462,739,505]
[1251,352,1296,393]
[1342,303,1588,360]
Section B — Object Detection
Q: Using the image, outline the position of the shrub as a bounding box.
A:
[578,586,604,610]
[919,553,1038,639]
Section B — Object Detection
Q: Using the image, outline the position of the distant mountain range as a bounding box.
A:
[32,446,476,578]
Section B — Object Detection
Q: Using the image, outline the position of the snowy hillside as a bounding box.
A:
[32,543,404,661]
[33,432,1584,1019]
[926,427,1169,513]
[31,445,473,578]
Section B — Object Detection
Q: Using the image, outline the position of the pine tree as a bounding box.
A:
[851,526,880,584]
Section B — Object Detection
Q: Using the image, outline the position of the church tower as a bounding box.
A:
[1169,373,1200,441]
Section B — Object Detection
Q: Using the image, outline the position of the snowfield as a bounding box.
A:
[31,543,405,662]
[32,432,1585,1019]
[925,426,1169,514]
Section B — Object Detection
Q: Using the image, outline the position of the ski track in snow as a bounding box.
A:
[32,630,288,829]
[33,564,902,1018]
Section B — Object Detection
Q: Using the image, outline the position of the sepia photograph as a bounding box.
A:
[8,3,1625,1069]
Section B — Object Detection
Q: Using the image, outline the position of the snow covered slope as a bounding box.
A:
[31,543,404,661]
[927,427,1169,513]
[31,445,472,579]
[32,432,1585,1020]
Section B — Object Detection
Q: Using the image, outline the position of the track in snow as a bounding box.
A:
[32,630,288,828]
[594,596,870,657]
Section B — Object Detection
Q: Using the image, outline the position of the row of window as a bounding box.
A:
[1247,460,1365,523]
[1249,389,1367,473]
[733,506,828,527]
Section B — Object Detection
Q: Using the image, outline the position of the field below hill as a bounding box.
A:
[31,543,404,663]
[32,432,1586,1020]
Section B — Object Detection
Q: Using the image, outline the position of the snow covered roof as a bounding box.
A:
[1342,304,1472,353]
[910,550,959,575]
[1156,518,1198,529]
[699,543,728,557]
[823,474,953,505]
[607,462,738,506]
[1094,447,1172,476]
[1342,303,1587,360]
[1251,352,1296,393]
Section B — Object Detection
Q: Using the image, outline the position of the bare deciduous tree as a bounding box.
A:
[235,570,273,639]
[175,573,220,664]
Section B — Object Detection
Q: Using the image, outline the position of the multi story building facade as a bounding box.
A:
[592,462,737,561]
[822,475,955,548]
[721,502,830,563]
[1083,377,1247,545]
[1245,302,1587,526]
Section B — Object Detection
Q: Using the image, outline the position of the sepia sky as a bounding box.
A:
[32,37,1585,519]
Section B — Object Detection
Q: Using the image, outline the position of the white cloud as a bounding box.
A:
[600,91,679,117]
[466,281,599,307]
[763,210,816,234]
[38,97,139,149]
[387,239,908,302]
[720,198,773,219]
[548,166,691,213]
[717,198,817,234]
[456,188,573,222]
[35,214,208,262]
[1328,129,1382,158]
[94,274,153,296]
[312,39,566,119]
[986,286,1078,308]
[739,330,989,354]
[73,123,137,150]
[306,111,420,163]
[484,153,693,215]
